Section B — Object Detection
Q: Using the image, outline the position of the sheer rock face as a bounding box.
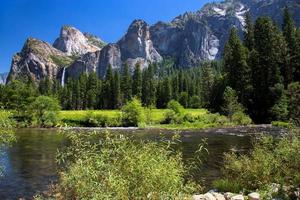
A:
[150,0,300,67]
[53,26,102,56]
[98,44,122,77]
[7,0,300,82]
[117,20,162,67]
[7,38,72,83]
[0,73,8,85]
[65,51,101,80]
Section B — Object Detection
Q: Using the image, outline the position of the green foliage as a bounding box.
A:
[271,121,293,128]
[222,87,244,120]
[190,95,201,109]
[121,98,144,127]
[0,110,16,175]
[212,179,242,194]
[224,28,251,106]
[50,55,73,67]
[287,82,300,125]
[232,111,252,126]
[167,100,184,115]
[56,132,197,199]
[29,96,61,127]
[220,133,300,191]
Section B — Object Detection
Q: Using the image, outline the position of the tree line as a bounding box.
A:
[1,8,300,124]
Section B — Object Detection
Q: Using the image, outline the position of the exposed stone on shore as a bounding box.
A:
[193,192,259,200]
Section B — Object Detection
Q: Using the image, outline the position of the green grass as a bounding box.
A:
[59,109,229,130]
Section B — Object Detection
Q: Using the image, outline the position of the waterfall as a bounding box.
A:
[61,67,66,87]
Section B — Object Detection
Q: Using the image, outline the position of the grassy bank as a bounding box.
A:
[59,109,236,130]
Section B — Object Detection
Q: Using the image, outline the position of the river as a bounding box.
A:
[0,126,285,199]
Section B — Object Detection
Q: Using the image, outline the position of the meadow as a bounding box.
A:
[59,109,235,129]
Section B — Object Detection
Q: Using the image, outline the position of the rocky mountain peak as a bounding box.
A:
[118,19,162,68]
[53,26,102,56]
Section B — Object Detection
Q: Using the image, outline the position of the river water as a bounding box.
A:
[0,126,285,199]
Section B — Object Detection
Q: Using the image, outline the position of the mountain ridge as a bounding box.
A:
[6,0,300,84]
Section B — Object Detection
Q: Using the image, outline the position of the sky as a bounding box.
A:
[0,0,213,73]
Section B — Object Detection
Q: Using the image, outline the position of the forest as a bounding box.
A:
[0,8,300,125]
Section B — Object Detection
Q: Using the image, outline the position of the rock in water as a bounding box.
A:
[53,26,103,56]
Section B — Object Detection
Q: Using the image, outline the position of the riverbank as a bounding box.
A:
[61,124,287,136]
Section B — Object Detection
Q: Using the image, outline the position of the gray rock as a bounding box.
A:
[66,51,101,80]
[230,194,244,200]
[117,19,162,69]
[53,26,102,56]
[0,72,8,85]
[98,43,122,78]
[248,192,260,200]
[7,38,73,83]
[211,192,226,200]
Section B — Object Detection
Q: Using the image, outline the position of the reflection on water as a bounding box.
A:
[0,127,283,199]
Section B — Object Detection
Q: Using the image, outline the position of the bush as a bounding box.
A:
[167,100,184,115]
[28,96,61,127]
[0,110,16,175]
[212,179,242,194]
[271,121,293,128]
[190,96,202,109]
[121,98,144,127]
[56,132,198,199]
[219,133,300,191]
[232,111,252,125]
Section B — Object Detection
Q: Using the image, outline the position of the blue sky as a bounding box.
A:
[0,0,213,73]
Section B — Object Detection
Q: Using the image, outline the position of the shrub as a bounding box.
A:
[212,179,242,194]
[121,98,144,127]
[167,100,184,115]
[28,96,61,127]
[163,110,182,124]
[190,95,202,109]
[287,82,300,126]
[56,131,198,199]
[0,110,16,175]
[219,133,300,191]
[271,121,293,128]
[232,111,252,125]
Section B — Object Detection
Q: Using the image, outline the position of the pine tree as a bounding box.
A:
[142,64,156,107]
[251,17,285,122]
[104,65,114,109]
[86,72,98,109]
[112,71,121,109]
[132,63,142,99]
[282,7,298,84]
[121,64,132,103]
[200,64,215,108]
[224,27,252,106]
[244,11,255,50]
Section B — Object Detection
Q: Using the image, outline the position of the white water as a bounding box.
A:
[61,67,66,87]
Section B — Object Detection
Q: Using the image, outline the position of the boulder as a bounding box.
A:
[230,195,244,200]
[211,192,226,200]
[248,192,260,200]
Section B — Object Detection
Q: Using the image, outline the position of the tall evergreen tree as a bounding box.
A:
[132,63,142,99]
[112,71,121,109]
[282,7,298,85]
[244,11,255,50]
[224,27,252,106]
[200,64,215,108]
[121,64,132,103]
[251,17,285,122]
